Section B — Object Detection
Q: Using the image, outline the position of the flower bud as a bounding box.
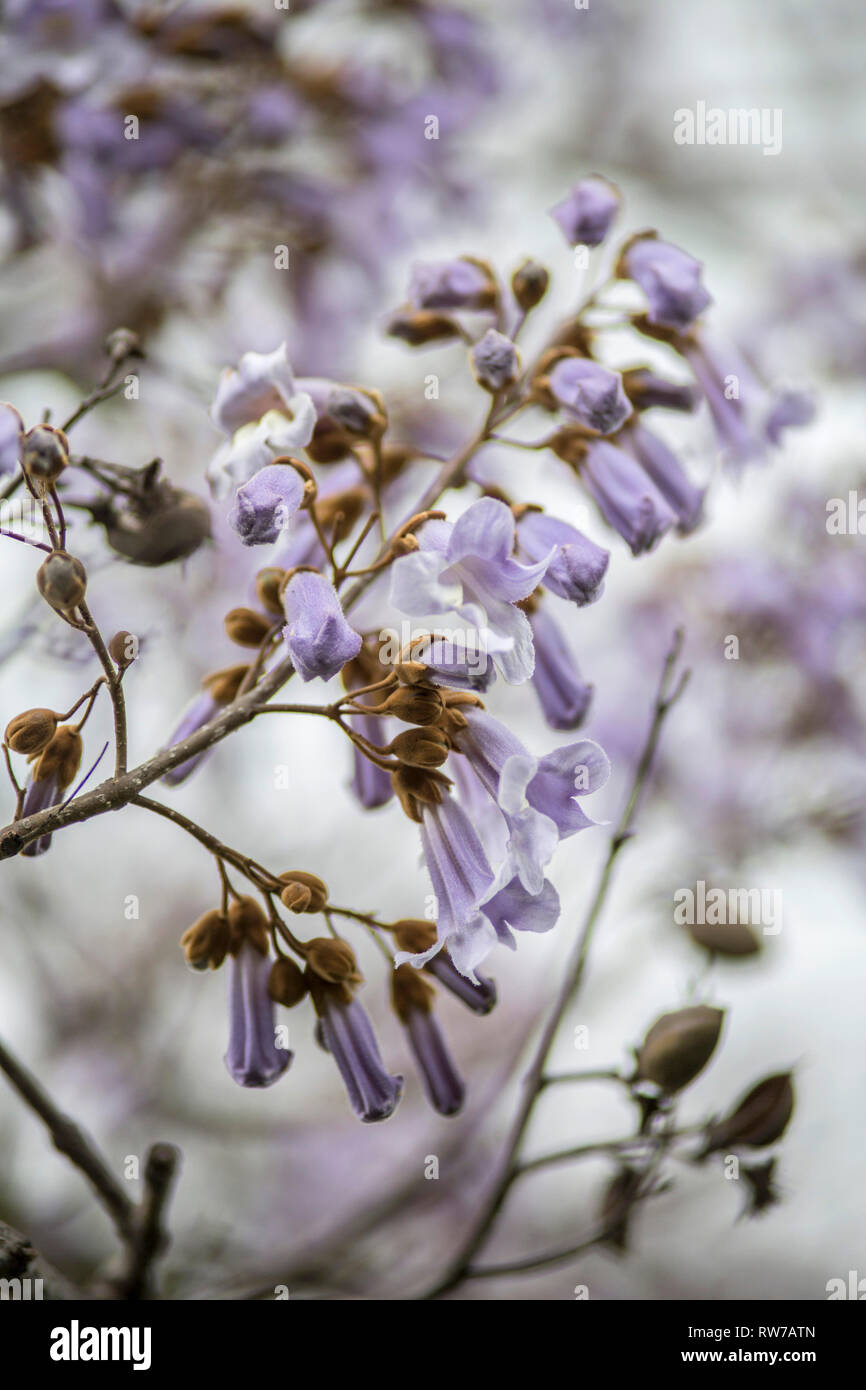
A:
[268,956,309,1008]
[511,259,549,311]
[255,568,287,617]
[391,962,436,1022]
[5,708,57,756]
[201,663,250,704]
[314,486,368,541]
[33,725,83,790]
[305,937,363,986]
[36,550,87,616]
[386,309,462,347]
[326,387,387,439]
[224,607,273,647]
[390,764,450,822]
[226,895,270,955]
[382,685,444,726]
[393,920,437,954]
[699,1073,795,1156]
[180,909,230,970]
[389,725,450,768]
[636,1005,724,1093]
[278,870,328,914]
[471,329,520,393]
[20,424,69,488]
[105,326,142,361]
[108,630,138,669]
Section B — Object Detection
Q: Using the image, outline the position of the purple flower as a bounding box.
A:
[682,333,814,468]
[518,738,610,837]
[481,875,561,949]
[471,329,519,392]
[316,988,403,1123]
[228,463,305,546]
[425,951,497,1014]
[402,794,497,980]
[349,708,393,809]
[622,424,705,533]
[211,344,299,436]
[550,175,620,247]
[207,344,316,498]
[622,368,698,414]
[393,966,465,1116]
[224,941,292,1088]
[528,605,594,729]
[408,257,495,311]
[517,510,609,605]
[580,440,677,555]
[547,357,633,435]
[19,772,60,858]
[162,691,219,787]
[282,571,362,682]
[390,497,553,684]
[623,235,712,331]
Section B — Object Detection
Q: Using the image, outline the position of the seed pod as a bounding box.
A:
[108,630,138,669]
[389,725,450,768]
[104,487,212,566]
[33,725,83,790]
[511,259,550,311]
[699,1073,795,1157]
[224,607,273,647]
[268,956,308,1008]
[393,920,437,954]
[636,1004,724,1093]
[382,686,444,726]
[305,937,363,986]
[255,568,287,617]
[391,962,436,1022]
[5,708,57,756]
[201,663,250,704]
[36,550,87,616]
[686,918,761,957]
[278,870,328,914]
[180,909,230,970]
[226,895,270,955]
[20,424,69,488]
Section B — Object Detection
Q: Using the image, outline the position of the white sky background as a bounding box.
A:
[0,0,864,1299]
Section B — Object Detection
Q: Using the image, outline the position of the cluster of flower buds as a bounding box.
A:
[4,712,84,857]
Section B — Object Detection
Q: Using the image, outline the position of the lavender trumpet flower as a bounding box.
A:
[281,571,362,682]
[225,939,292,1089]
[392,965,465,1116]
[516,509,609,606]
[312,980,403,1123]
[527,603,595,729]
[545,356,633,436]
[621,424,705,533]
[580,440,677,555]
[621,234,713,332]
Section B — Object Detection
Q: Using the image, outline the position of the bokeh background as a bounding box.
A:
[0,0,864,1300]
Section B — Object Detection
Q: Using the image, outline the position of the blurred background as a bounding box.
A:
[0,0,864,1300]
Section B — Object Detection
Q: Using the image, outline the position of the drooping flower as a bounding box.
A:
[392,965,465,1116]
[162,664,249,787]
[19,725,83,858]
[516,510,609,605]
[224,939,293,1088]
[545,356,632,435]
[550,175,621,247]
[281,571,362,682]
[579,440,677,555]
[392,921,497,1013]
[389,497,553,684]
[621,424,705,533]
[228,462,306,546]
[311,979,403,1123]
[621,234,712,332]
[207,344,316,498]
[527,604,594,729]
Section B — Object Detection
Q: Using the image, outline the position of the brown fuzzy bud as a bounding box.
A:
[226,895,270,955]
[33,725,83,790]
[180,909,230,970]
[393,919,437,954]
[547,427,590,469]
[5,708,57,756]
[637,1005,725,1094]
[382,685,444,726]
[268,956,309,1008]
[278,870,329,914]
[20,424,69,488]
[687,918,761,958]
[391,764,451,823]
[389,725,450,768]
[327,387,387,439]
[699,1073,795,1157]
[201,663,250,705]
[305,937,363,986]
[255,568,287,617]
[391,962,435,1022]
[108,630,138,669]
[223,607,273,647]
[386,309,462,347]
[511,259,550,311]
[314,486,368,541]
[36,550,87,616]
